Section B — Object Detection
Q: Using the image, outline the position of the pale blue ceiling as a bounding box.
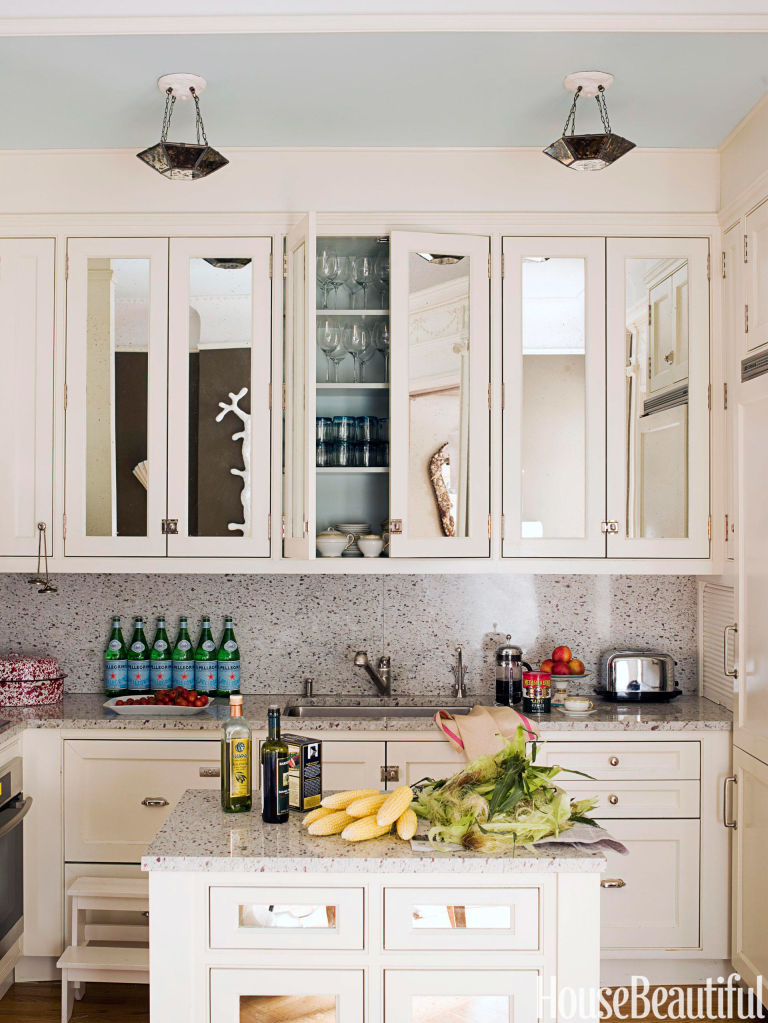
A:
[0,31,765,149]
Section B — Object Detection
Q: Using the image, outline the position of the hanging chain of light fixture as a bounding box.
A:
[543,71,635,171]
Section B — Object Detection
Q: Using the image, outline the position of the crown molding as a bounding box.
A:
[1,12,768,36]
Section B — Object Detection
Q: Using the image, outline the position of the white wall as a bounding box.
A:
[720,95,768,216]
[0,147,719,216]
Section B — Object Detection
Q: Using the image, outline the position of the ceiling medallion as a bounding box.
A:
[543,71,635,172]
[137,73,229,181]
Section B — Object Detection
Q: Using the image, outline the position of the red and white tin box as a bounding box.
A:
[0,655,65,706]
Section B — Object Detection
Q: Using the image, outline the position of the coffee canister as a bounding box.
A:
[522,670,551,714]
[495,636,532,707]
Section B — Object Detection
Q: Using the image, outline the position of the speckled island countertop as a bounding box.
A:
[0,692,731,742]
[141,789,607,874]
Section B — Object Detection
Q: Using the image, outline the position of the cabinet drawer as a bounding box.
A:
[560,779,700,818]
[597,819,700,950]
[209,885,364,950]
[210,968,364,1023]
[64,739,225,862]
[384,886,539,952]
[384,969,540,1023]
[536,741,700,780]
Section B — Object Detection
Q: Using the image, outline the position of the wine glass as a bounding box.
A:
[316,250,339,310]
[342,322,371,384]
[327,338,348,383]
[374,320,391,381]
[375,250,390,307]
[359,335,377,382]
[330,255,350,309]
[317,321,339,382]
[351,255,375,310]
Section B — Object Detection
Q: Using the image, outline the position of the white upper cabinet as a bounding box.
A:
[745,199,768,356]
[389,231,490,558]
[65,236,272,559]
[0,239,55,556]
[606,238,710,559]
[65,237,169,557]
[502,237,606,558]
[723,223,742,562]
[167,239,272,557]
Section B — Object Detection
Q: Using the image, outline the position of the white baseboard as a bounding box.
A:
[601,959,732,986]
[14,955,58,982]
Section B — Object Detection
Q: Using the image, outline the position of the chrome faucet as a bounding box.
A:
[451,645,468,699]
[354,651,392,698]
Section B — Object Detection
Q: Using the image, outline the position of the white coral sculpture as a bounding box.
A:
[215,386,251,535]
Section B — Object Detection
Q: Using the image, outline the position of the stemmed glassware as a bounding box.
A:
[351,255,375,310]
[317,321,340,382]
[316,250,339,310]
[330,255,350,308]
[342,322,372,383]
[327,339,348,383]
[374,321,391,381]
[375,250,390,307]
[359,337,377,383]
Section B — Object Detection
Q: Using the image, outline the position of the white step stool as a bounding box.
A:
[56,876,150,1022]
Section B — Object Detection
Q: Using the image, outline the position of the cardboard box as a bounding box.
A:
[283,734,322,811]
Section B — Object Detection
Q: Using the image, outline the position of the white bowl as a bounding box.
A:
[317,534,354,557]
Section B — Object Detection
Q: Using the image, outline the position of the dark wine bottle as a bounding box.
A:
[261,705,290,824]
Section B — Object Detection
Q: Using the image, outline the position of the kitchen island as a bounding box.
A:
[143,789,606,1023]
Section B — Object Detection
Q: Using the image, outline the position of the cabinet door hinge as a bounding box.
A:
[281,514,286,540]
[283,253,288,279]
[724,514,730,543]
[501,514,505,540]
[707,383,711,411]
[282,384,286,411]
[746,304,749,334]
[707,515,712,541]
[744,234,749,263]
[488,251,492,279]
[706,253,711,280]
[721,251,727,279]
[601,520,619,534]
[269,252,273,279]
[267,514,272,541]
[63,383,68,411]
[161,518,179,535]
[501,382,505,411]
[648,303,652,327]
[303,520,309,539]
[488,382,492,410]
[500,252,505,280]
[723,382,728,410]
[488,513,492,540]
[65,255,69,280]
[62,513,66,539]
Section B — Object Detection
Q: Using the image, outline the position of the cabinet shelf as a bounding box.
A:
[316,309,389,317]
[316,383,389,395]
[316,467,389,474]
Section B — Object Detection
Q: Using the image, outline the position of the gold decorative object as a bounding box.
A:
[429,443,456,538]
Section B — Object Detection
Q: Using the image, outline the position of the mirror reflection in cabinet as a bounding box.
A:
[85,257,150,538]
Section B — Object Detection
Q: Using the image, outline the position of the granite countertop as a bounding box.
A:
[0,692,732,740]
[142,789,606,874]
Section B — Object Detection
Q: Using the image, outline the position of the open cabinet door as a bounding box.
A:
[283,214,316,558]
[389,231,490,558]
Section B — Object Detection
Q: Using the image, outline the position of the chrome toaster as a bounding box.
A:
[597,650,680,702]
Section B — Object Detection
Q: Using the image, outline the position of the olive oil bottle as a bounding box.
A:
[261,706,290,824]
[221,695,252,813]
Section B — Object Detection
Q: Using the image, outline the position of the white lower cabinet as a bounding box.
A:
[596,819,700,950]
[297,740,384,791]
[383,969,540,1023]
[731,746,768,992]
[210,967,365,1023]
[385,740,465,787]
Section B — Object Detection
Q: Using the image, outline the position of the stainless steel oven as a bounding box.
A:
[0,758,31,961]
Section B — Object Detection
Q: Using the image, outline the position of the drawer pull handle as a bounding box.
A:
[601,878,626,889]
[199,767,220,778]
[609,756,620,767]
[724,624,738,679]
[723,775,737,830]
[608,794,619,805]
[141,797,169,807]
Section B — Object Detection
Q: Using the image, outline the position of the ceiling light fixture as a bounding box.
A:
[543,71,635,172]
[137,73,228,181]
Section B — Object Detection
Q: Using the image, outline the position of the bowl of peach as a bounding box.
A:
[540,646,591,679]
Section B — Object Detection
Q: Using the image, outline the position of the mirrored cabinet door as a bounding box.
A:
[502,237,606,557]
[283,214,317,559]
[389,231,490,558]
[167,238,272,557]
[0,239,54,556]
[606,237,710,558]
[65,238,169,556]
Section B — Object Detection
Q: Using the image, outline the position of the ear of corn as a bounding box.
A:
[321,788,380,811]
[341,814,393,842]
[396,807,418,841]
[376,785,414,827]
[346,792,387,818]
[307,811,356,836]
[303,806,335,828]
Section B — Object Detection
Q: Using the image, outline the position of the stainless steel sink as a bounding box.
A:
[283,703,473,719]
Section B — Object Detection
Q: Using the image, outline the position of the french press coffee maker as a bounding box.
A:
[495,636,532,706]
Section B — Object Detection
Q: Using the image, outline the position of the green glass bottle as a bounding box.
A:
[221,695,252,813]
[194,615,218,695]
[150,617,172,691]
[104,617,128,697]
[261,705,290,824]
[172,617,195,690]
[127,617,150,693]
[216,616,241,698]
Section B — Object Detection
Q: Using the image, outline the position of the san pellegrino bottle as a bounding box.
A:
[104,617,128,697]
[216,616,241,697]
[261,705,290,824]
[195,615,218,694]
[150,617,172,691]
[172,617,195,689]
[127,617,150,693]
[221,695,252,813]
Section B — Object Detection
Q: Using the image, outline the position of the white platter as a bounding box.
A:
[103,697,214,717]
[557,707,598,718]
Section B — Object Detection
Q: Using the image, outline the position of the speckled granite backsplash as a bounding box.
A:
[0,574,698,696]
